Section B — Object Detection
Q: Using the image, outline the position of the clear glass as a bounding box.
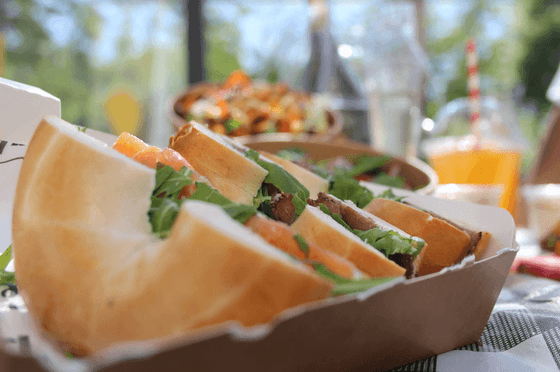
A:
[422,96,527,215]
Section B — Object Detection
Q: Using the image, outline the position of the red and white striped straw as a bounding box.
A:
[466,38,482,145]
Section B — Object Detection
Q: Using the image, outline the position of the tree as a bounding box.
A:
[0,0,99,127]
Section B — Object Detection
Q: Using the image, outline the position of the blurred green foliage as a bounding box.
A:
[2,0,559,171]
[1,0,98,127]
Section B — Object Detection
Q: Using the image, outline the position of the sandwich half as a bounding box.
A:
[12,116,333,356]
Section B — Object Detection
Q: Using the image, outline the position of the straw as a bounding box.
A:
[466,38,482,146]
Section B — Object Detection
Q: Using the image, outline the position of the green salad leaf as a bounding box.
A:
[148,164,193,238]
[335,155,390,179]
[253,187,271,209]
[0,245,12,270]
[317,204,422,258]
[276,148,307,162]
[75,125,87,133]
[354,229,423,258]
[0,245,15,286]
[153,164,193,199]
[224,118,243,134]
[311,262,397,295]
[245,149,310,216]
[188,182,258,224]
[148,164,260,238]
[374,188,406,202]
[294,234,309,257]
[332,277,397,296]
[329,175,375,209]
[372,173,406,188]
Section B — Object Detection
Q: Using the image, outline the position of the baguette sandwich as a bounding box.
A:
[248,144,493,277]
[294,193,424,278]
[12,116,399,355]
[170,120,312,224]
[169,122,429,277]
[363,198,492,276]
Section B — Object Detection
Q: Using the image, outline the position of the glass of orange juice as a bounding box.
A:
[422,97,527,217]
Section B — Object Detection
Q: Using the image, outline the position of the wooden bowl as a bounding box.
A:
[244,138,439,195]
[168,86,345,143]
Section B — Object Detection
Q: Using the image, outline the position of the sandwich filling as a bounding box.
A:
[148,163,398,295]
[308,193,424,278]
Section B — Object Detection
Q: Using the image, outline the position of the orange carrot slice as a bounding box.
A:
[131,146,161,169]
[112,132,149,158]
[156,148,193,172]
[221,69,252,91]
[244,215,365,280]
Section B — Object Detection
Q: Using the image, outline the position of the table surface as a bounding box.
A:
[390,228,560,372]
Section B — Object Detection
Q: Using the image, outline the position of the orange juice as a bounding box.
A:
[428,148,522,215]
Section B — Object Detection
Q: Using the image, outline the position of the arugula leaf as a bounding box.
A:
[354,229,423,258]
[276,148,307,162]
[336,155,390,179]
[152,165,193,199]
[332,277,397,296]
[0,245,12,270]
[188,182,258,224]
[224,118,243,134]
[253,187,271,209]
[373,173,406,188]
[0,271,16,286]
[245,149,260,162]
[148,164,193,237]
[245,149,310,216]
[0,246,15,286]
[149,165,260,238]
[311,263,397,295]
[294,234,309,257]
[188,182,232,205]
[75,125,87,133]
[308,163,333,181]
[149,198,181,239]
[329,175,375,209]
[374,189,406,203]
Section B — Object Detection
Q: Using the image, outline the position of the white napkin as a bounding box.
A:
[437,334,558,372]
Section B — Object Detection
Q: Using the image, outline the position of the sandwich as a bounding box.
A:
[111,129,369,282]
[240,141,492,277]
[293,193,424,278]
[169,122,431,276]
[12,116,397,355]
[169,120,313,224]
[363,198,492,276]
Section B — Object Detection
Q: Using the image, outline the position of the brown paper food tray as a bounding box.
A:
[0,185,516,372]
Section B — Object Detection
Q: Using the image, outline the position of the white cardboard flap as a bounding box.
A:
[0,77,61,144]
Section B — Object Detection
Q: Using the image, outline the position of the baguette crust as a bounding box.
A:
[12,117,332,355]
[260,151,329,198]
[473,231,491,260]
[364,198,471,276]
[291,206,406,277]
[169,121,268,205]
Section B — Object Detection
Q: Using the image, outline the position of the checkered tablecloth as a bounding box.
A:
[390,273,560,372]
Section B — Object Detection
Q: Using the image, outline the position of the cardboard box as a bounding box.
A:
[0,78,517,371]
